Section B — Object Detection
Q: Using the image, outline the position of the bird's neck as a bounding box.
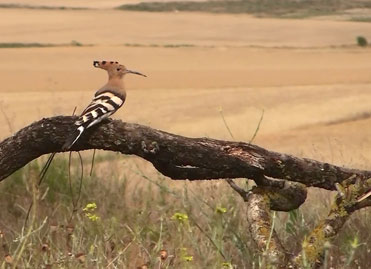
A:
[106,76,125,91]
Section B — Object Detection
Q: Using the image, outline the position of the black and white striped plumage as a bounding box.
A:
[62,60,146,150]
[76,91,125,128]
[62,90,125,150]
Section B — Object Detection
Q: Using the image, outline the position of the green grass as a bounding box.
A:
[0,43,53,48]
[0,4,86,10]
[0,155,370,268]
[123,43,195,48]
[350,16,371,23]
[0,41,87,49]
[118,0,371,18]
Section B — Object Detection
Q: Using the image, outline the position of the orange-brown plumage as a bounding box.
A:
[62,60,146,150]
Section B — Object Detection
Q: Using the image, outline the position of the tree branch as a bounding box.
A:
[291,177,371,268]
[1,116,370,191]
[245,187,289,268]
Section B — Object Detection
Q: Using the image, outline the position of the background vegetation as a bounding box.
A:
[119,0,371,18]
[1,153,370,268]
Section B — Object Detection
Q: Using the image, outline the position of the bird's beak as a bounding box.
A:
[126,69,147,77]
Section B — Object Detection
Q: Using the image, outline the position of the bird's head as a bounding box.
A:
[93,60,146,79]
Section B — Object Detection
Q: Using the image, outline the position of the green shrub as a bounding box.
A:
[356,36,368,47]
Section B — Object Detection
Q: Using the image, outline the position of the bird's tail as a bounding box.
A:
[62,126,85,151]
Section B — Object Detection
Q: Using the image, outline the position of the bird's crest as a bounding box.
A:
[93,60,146,78]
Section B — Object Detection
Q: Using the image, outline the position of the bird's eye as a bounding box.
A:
[117,68,121,71]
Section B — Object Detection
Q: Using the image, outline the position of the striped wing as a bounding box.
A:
[75,91,125,129]
[62,90,125,150]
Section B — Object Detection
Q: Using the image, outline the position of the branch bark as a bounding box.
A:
[1,116,371,191]
[245,187,289,268]
[291,177,371,268]
[228,177,371,269]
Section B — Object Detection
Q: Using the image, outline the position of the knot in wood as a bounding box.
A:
[323,224,335,237]
[141,140,159,154]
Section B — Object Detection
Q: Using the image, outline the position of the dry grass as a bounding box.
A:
[0,155,370,268]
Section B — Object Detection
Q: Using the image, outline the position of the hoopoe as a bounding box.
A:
[62,60,146,150]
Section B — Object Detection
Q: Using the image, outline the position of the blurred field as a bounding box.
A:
[2,47,371,165]
[0,0,160,9]
[1,2,371,268]
[2,8,371,46]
